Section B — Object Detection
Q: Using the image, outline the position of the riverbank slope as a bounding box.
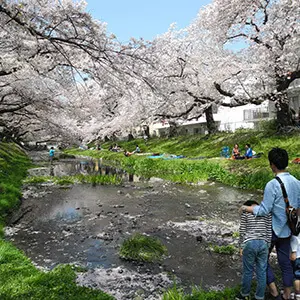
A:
[66,130,300,190]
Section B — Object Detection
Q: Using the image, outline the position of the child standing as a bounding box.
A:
[291,235,300,300]
[49,146,55,163]
[237,200,272,300]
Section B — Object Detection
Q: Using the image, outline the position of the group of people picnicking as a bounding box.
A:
[123,145,141,157]
[232,143,255,160]
[106,143,141,156]
[237,147,300,300]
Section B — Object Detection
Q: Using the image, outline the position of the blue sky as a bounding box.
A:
[85,1,212,43]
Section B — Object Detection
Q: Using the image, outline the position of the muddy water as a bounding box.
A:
[6,156,263,297]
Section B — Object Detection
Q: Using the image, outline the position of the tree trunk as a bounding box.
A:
[127,133,134,141]
[168,121,178,137]
[143,125,150,137]
[275,92,294,129]
[205,106,217,134]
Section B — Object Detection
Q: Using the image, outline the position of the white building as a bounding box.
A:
[148,101,273,137]
[132,79,300,138]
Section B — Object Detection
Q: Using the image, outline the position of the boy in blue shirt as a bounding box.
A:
[244,144,253,159]
[49,147,55,163]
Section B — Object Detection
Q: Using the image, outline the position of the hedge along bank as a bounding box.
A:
[0,142,113,300]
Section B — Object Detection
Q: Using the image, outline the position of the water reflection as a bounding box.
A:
[49,159,143,183]
[54,208,81,223]
[50,166,54,176]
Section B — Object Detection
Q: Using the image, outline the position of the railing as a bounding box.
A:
[243,108,270,121]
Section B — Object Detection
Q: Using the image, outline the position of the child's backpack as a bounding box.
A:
[275,176,300,236]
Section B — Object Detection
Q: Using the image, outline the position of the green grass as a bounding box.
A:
[162,284,241,300]
[0,241,113,299]
[66,130,300,190]
[0,143,32,231]
[119,233,168,262]
[232,232,239,238]
[209,244,237,255]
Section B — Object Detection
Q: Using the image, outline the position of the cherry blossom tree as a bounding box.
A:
[2,0,299,142]
[198,0,300,128]
[126,24,243,134]
[0,0,124,143]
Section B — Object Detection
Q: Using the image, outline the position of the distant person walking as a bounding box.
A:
[49,147,55,163]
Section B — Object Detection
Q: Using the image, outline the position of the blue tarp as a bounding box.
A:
[147,154,186,160]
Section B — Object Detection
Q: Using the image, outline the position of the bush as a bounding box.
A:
[258,119,278,134]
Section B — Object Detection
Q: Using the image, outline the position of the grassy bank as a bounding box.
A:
[0,142,113,299]
[66,130,300,190]
[0,142,31,233]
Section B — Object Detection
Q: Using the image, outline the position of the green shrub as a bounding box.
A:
[258,119,278,134]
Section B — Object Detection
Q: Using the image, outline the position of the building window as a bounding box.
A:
[243,107,269,121]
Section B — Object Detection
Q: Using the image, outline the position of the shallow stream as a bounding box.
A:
[5,153,263,299]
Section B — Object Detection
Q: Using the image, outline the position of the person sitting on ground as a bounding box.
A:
[292,158,300,164]
[112,144,120,152]
[232,143,240,159]
[236,144,253,160]
[124,149,133,157]
[244,144,253,159]
[134,145,141,153]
